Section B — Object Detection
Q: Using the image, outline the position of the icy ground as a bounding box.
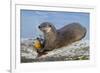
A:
[21,38,89,63]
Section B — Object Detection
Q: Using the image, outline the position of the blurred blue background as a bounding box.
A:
[20,10,90,40]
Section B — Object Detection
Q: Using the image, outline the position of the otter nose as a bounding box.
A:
[38,26,41,29]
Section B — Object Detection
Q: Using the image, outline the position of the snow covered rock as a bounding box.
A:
[21,38,89,63]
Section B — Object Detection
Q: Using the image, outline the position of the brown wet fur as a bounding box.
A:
[38,22,87,54]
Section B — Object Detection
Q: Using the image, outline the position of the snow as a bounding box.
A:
[21,38,89,62]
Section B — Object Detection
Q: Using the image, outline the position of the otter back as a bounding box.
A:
[39,22,86,51]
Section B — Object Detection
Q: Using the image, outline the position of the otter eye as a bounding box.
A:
[49,25,51,27]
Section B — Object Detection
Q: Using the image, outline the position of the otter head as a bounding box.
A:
[38,22,54,33]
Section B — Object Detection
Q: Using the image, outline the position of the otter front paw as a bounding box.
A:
[37,52,47,57]
[36,49,47,57]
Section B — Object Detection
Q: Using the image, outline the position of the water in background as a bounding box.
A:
[20,10,90,40]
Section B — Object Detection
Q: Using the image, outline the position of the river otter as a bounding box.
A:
[38,22,86,53]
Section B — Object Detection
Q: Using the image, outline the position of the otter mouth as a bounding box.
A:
[38,26,51,33]
[38,27,46,32]
[45,28,51,33]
